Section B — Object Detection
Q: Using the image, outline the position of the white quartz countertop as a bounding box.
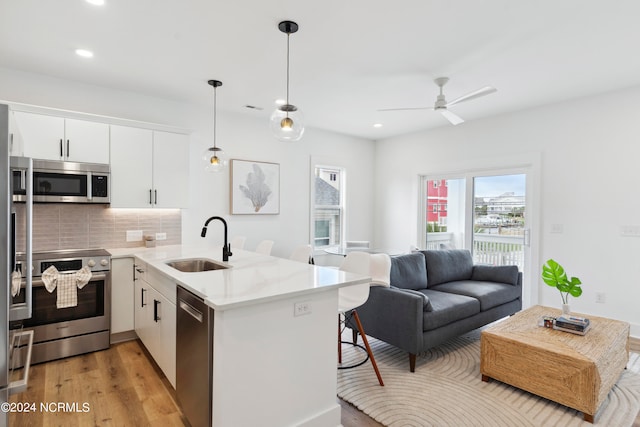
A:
[111,244,369,310]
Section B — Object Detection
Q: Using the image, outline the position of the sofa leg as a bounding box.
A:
[409,353,416,372]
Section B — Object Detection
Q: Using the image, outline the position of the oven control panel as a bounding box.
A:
[16,249,111,278]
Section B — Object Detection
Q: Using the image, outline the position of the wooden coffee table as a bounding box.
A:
[480,305,629,423]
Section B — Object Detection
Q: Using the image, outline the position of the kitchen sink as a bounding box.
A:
[165,258,229,273]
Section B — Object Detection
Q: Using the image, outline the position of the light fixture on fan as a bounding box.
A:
[270,20,304,141]
[202,79,227,172]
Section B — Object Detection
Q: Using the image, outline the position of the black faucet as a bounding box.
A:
[201,216,232,262]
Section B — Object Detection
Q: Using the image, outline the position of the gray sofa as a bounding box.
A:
[348,249,522,372]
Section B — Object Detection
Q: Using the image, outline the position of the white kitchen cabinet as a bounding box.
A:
[111,258,135,335]
[110,125,189,208]
[9,110,25,156]
[151,130,189,208]
[133,258,176,387]
[13,111,109,163]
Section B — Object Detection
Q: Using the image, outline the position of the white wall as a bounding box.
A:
[375,85,640,337]
[0,66,375,261]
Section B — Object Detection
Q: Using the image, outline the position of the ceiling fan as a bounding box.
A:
[379,77,497,125]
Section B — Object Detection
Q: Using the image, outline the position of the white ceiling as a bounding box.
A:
[2,0,640,140]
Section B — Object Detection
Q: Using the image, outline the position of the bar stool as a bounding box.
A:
[255,240,274,255]
[289,245,313,264]
[338,251,384,386]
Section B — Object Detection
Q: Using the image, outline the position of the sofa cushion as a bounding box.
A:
[421,250,473,287]
[431,280,521,311]
[390,252,428,290]
[471,265,519,286]
[421,289,480,331]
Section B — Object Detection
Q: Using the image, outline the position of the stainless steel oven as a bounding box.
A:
[10,249,111,365]
[12,159,110,204]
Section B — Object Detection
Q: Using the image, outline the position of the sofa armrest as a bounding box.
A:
[347,286,425,355]
[471,265,520,286]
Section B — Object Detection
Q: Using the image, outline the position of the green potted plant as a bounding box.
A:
[541,259,582,315]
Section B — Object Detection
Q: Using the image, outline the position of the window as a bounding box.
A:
[312,166,344,248]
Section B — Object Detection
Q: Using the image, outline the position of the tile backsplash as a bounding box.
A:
[14,204,181,252]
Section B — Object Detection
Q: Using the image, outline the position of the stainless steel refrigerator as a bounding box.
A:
[1,104,34,427]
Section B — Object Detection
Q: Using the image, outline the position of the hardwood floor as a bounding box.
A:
[9,339,637,426]
[9,340,187,426]
[9,340,378,427]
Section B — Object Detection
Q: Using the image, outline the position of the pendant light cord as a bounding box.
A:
[213,85,217,149]
[286,32,290,105]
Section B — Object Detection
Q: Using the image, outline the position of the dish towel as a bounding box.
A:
[41,265,92,308]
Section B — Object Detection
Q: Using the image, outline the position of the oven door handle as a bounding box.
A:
[24,272,108,288]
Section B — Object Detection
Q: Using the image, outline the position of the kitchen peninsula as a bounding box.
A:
[117,245,369,427]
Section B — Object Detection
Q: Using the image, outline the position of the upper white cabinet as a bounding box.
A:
[13,111,109,164]
[8,110,24,156]
[151,130,189,208]
[110,125,189,208]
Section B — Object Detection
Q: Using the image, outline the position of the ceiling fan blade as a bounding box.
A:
[446,86,497,107]
[377,106,434,112]
[440,109,464,125]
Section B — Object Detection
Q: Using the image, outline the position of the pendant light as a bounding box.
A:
[202,79,227,172]
[270,20,304,142]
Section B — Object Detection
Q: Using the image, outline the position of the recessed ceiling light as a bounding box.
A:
[75,49,94,58]
[275,99,286,106]
[85,0,105,5]
[373,123,383,128]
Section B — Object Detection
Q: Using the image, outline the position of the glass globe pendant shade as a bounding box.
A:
[202,146,227,173]
[270,104,304,142]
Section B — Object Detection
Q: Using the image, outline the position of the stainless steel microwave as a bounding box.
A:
[12,158,110,204]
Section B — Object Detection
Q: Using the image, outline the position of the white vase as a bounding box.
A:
[561,303,571,316]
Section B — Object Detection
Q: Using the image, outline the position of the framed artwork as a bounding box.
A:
[230,159,280,214]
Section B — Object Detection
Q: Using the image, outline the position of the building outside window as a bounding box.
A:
[313,166,344,248]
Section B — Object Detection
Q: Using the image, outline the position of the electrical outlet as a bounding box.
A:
[550,224,563,234]
[126,230,143,242]
[595,292,606,304]
[155,232,167,241]
[620,225,640,237]
[294,302,312,317]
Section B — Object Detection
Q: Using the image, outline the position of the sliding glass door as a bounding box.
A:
[472,174,527,272]
[423,170,530,275]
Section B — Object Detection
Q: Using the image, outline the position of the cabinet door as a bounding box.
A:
[64,118,110,163]
[152,131,189,208]
[134,280,152,347]
[111,258,135,334]
[154,292,176,387]
[8,111,24,156]
[110,125,153,208]
[14,111,65,160]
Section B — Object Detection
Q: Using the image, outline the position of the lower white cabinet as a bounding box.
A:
[111,258,135,334]
[133,260,176,387]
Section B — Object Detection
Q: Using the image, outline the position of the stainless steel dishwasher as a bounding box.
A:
[176,286,213,427]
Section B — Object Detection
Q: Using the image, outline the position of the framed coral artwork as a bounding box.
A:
[230,159,280,214]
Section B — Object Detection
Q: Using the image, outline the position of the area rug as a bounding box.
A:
[337,330,640,426]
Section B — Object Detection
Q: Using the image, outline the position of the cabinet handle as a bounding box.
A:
[59,139,63,157]
[141,288,147,307]
[149,189,153,205]
[66,139,70,158]
[154,190,158,205]
[9,133,13,152]
[153,299,160,322]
